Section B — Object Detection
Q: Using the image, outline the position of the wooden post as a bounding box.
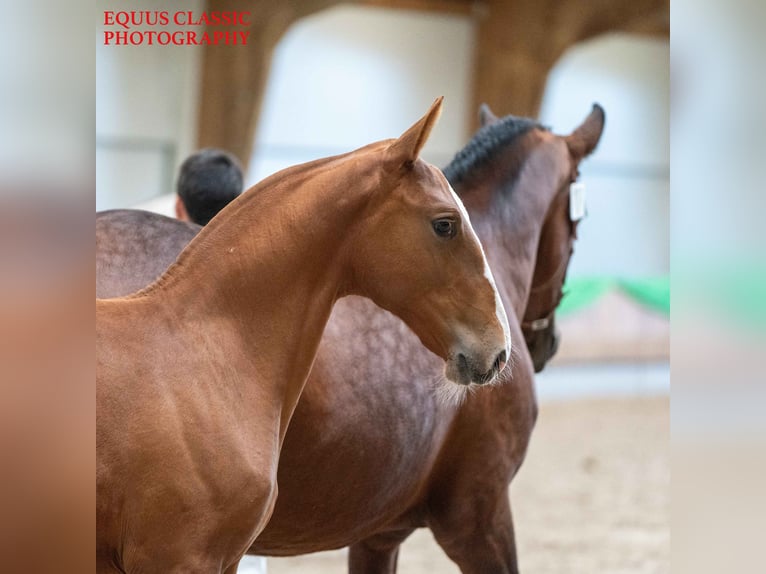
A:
[196,0,342,168]
[471,0,669,126]
[196,0,668,166]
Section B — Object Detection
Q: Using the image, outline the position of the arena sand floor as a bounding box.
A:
[239,396,669,574]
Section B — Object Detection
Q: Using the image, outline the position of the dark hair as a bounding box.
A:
[176,148,244,225]
[442,115,544,186]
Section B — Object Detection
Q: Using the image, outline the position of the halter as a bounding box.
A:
[522,179,583,336]
[521,247,570,333]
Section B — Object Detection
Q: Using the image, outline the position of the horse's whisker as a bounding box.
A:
[430,373,473,407]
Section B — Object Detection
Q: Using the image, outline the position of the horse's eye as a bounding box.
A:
[432,218,456,238]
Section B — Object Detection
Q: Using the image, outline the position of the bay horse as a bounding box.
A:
[96,103,605,573]
[473,103,583,374]
[96,97,513,574]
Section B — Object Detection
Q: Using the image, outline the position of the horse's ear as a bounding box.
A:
[387,96,443,166]
[565,103,606,161]
[479,103,500,127]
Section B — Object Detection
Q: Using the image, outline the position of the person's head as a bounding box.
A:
[175,148,244,225]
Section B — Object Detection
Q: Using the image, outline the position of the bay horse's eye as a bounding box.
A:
[432,218,456,239]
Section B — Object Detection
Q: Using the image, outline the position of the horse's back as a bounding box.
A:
[96,210,200,298]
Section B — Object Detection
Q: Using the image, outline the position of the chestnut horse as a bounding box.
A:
[96,98,513,574]
[96,104,605,573]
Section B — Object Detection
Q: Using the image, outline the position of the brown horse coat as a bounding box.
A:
[96,99,512,574]
[96,105,605,573]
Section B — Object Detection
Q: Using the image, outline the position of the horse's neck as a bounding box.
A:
[138,155,372,438]
[466,153,559,318]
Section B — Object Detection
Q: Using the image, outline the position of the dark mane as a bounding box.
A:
[443,115,546,185]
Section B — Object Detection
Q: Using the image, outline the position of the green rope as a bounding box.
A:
[557,265,766,331]
[557,276,670,317]
[557,277,614,316]
[618,276,671,316]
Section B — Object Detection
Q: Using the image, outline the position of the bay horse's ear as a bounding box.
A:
[565,103,606,161]
[479,103,500,127]
[387,96,443,166]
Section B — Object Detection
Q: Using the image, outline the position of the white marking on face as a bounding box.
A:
[447,184,512,359]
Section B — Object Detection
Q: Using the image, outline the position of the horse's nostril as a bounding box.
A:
[493,350,507,372]
[457,353,470,377]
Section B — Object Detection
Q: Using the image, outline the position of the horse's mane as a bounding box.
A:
[443,115,546,185]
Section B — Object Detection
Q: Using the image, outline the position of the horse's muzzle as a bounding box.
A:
[452,349,506,385]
